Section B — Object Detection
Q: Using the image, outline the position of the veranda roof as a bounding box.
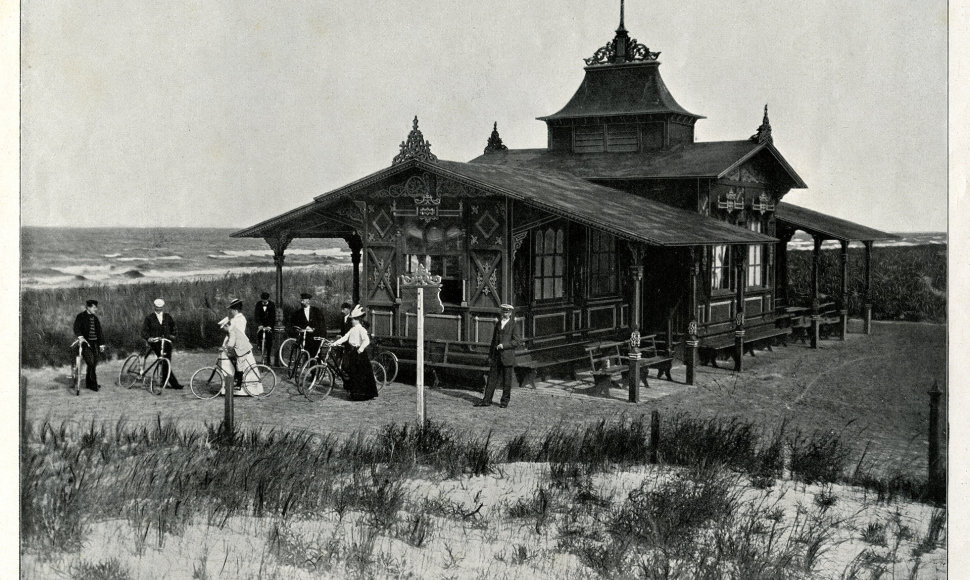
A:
[775,202,897,242]
[232,158,776,247]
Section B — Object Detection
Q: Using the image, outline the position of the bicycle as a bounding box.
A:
[277,327,313,381]
[369,338,399,385]
[69,337,88,395]
[299,342,388,402]
[189,348,278,400]
[118,338,173,395]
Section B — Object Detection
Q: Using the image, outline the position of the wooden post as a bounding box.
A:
[839,240,849,340]
[649,409,660,464]
[810,235,822,349]
[628,329,641,403]
[734,246,746,371]
[685,247,699,385]
[400,265,442,430]
[265,231,292,366]
[416,287,425,425]
[348,234,363,305]
[223,370,234,437]
[928,379,945,503]
[863,241,873,335]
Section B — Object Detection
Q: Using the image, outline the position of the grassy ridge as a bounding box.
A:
[21,415,941,577]
[786,244,946,322]
[20,267,354,368]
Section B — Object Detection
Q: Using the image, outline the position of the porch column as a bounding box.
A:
[839,240,849,340]
[734,245,746,372]
[685,247,699,385]
[810,235,822,349]
[265,231,293,366]
[863,241,873,334]
[346,232,363,305]
[776,227,794,308]
[630,263,644,332]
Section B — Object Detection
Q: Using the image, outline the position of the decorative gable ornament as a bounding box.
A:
[483,122,508,154]
[717,188,746,212]
[750,192,776,214]
[750,104,773,145]
[585,1,660,65]
[393,116,438,165]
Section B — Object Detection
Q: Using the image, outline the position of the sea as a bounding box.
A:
[19,227,946,289]
[21,227,350,289]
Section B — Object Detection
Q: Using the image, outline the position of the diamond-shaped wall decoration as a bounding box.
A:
[372,209,393,238]
[476,211,499,239]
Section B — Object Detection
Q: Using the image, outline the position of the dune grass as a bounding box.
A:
[20,266,354,368]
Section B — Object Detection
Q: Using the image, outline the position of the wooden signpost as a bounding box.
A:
[399,263,443,427]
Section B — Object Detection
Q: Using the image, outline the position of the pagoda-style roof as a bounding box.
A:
[538,60,703,122]
[232,157,776,247]
[470,140,807,188]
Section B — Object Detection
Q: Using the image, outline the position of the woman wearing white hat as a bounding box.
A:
[330,304,378,401]
[217,299,263,396]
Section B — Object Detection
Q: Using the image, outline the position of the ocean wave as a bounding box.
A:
[212,248,348,259]
[116,255,183,262]
[103,253,122,258]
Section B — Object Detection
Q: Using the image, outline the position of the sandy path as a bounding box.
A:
[21,320,944,478]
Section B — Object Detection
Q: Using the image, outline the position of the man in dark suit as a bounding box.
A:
[72,299,106,391]
[290,292,327,347]
[476,303,521,408]
[338,301,353,336]
[141,298,183,388]
[254,291,276,363]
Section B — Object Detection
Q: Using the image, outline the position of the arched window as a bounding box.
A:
[533,227,565,300]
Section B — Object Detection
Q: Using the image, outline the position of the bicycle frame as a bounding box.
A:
[69,337,88,395]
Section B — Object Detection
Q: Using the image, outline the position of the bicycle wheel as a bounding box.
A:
[74,355,83,395]
[371,360,387,392]
[240,364,277,398]
[119,354,142,389]
[278,338,299,369]
[375,351,399,384]
[147,358,172,395]
[190,366,227,400]
[303,364,335,402]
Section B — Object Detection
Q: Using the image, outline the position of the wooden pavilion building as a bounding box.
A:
[232,8,893,385]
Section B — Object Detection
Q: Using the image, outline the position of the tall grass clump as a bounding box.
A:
[21,266,353,367]
[787,244,946,322]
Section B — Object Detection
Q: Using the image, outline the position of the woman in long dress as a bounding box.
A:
[217,299,263,396]
[330,304,378,401]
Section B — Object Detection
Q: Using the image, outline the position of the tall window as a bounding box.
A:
[407,254,463,304]
[533,227,565,300]
[747,221,765,287]
[711,245,733,291]
[590,230,617,296]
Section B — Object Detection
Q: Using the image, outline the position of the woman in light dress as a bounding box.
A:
[218,299,263,396]
[330,304,378,401]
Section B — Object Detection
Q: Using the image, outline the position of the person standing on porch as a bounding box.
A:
[290,292,326,344]
[330,305,378,401]
[475,304,521,408]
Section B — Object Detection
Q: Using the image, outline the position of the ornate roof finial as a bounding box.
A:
[750,104,773,145]
[483,121,509,154]
[585,2,660,66]
[393,116,438,165]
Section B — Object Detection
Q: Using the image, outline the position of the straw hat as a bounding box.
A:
[500,303,515,312]
[349,305,366,319]
[227,298,243,310]
[153,298,165,308]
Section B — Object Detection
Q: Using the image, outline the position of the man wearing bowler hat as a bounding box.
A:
[72,299,106,391]
[475,303,521,408]
[141,298,183,389]
[253,291,276,363]
[290,292,327,345]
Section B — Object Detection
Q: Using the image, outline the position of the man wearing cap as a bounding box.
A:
[290,292,327,344]
[476,304,521,408]
[339,301,354,336]
[253,292,276,364]
[141,298,183,389]
[72,299,106,391]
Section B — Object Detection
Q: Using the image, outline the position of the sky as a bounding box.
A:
[20,0,948,232]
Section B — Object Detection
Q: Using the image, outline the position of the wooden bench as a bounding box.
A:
[699,316,792,368]
[574,336,674,393]
[515,335,592,389]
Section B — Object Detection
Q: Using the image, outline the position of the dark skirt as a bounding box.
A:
[344,347,378,400]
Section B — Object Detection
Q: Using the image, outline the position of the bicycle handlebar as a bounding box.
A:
[70,337,89,348]
[147,337,173,345]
